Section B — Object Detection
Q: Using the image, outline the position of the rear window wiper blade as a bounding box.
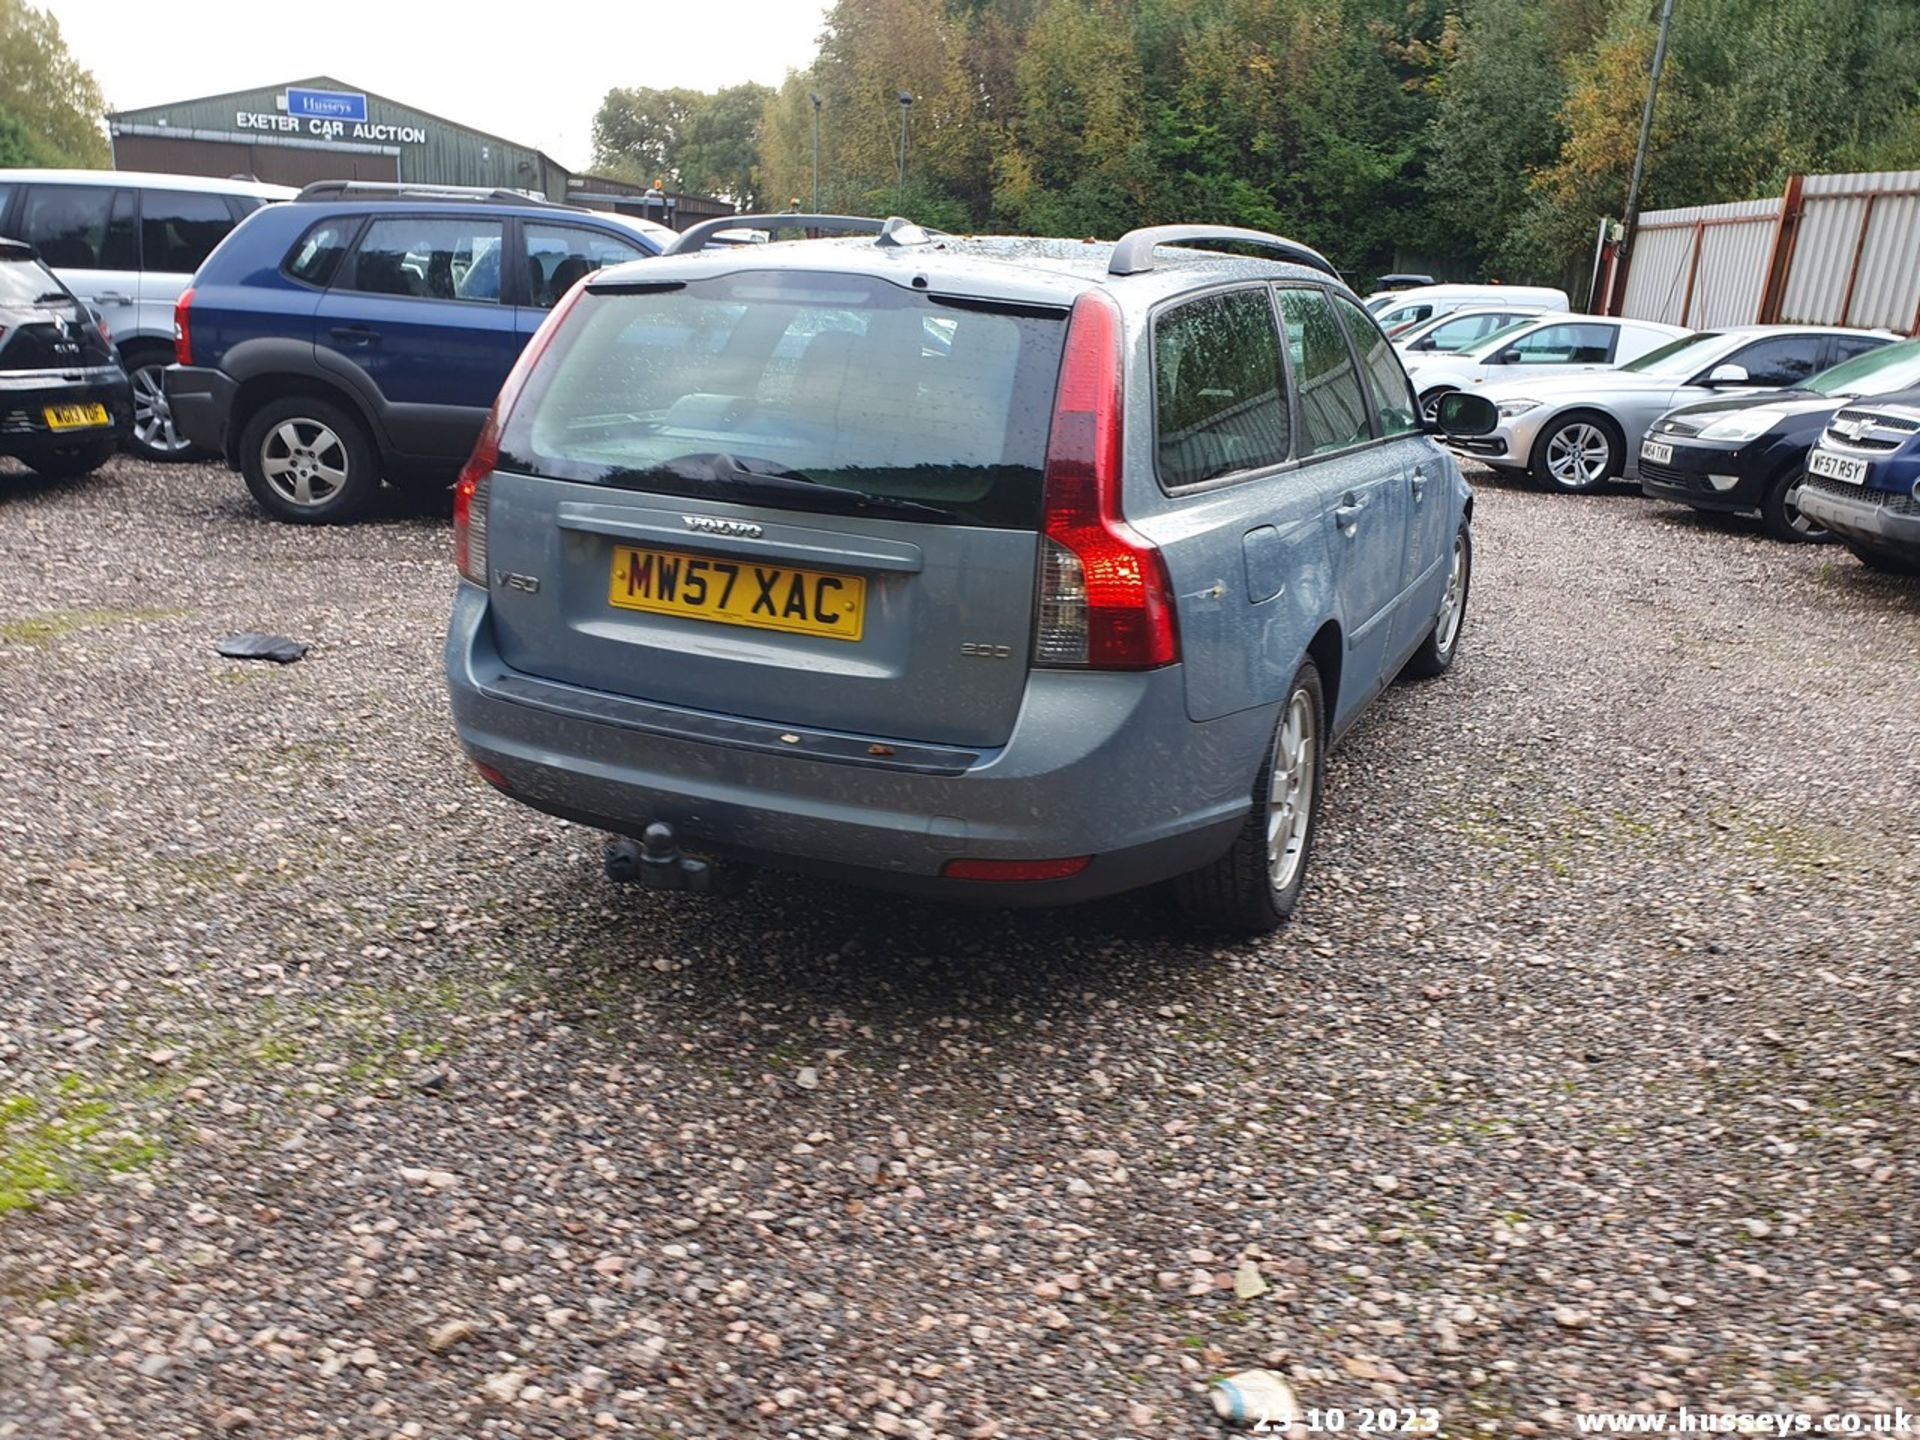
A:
[611,452,957,520]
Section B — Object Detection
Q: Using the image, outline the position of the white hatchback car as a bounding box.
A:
[1404,315,1691,424]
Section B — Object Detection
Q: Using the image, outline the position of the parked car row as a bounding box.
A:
[1371,301,1919,568]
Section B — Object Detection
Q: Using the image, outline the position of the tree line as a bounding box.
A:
[0,0,108,168]
[592,0,1920,288]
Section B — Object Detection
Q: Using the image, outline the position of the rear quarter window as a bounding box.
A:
[1153,287,1291,487]
[498,270,1068,529]
[285,217,357,287]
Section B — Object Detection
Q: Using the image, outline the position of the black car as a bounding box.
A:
[0,238,128,479]
[1639,336,1920,542]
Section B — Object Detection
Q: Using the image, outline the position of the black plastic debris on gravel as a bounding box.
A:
[216,633,309,664]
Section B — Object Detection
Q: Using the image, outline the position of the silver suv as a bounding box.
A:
[443,216,1494,932]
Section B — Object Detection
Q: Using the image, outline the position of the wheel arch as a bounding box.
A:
[227,372,382,470]
[1305,619,1343,733]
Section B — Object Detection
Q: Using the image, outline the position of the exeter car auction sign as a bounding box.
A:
[235,89,427,145]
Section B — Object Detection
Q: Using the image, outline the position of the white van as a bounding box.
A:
[0,169,293,458]
[1371,284,1570,338]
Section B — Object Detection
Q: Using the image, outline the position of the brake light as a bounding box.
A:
[173,287,193,365]
[452,274,591,584]
[1032,290,1178,669]
[942,856,1091,882]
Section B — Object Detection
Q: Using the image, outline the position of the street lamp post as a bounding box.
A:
[809,91,822,213]
[896,91,913,194]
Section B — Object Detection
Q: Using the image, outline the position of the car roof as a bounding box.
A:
[590,232,1351,309]
[1700,322,1894,338]
[0,168,294,199]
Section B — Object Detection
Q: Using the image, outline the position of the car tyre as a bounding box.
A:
[1845,541,1920,576]
[25,439,116,480]
[124,346,200,462]
[1759,465,1830,543]
[240,395,380,524]
[1174,659,1325,935]
[1531,410,1622,493]
[1417,387,1457,425]
[1400,522,1471,680]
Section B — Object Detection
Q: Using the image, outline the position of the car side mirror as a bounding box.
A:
[1409,336,1434,352]
[1484,348,1518,366]
[1424,391,1498,438]
[1705,362,1749,386]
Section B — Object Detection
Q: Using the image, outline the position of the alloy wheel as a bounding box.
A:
[1545,422,1612,487]
[132,364,190,456]
[1265,687,1318,892]
[1435,531,1467,653]
[260,418,350,509]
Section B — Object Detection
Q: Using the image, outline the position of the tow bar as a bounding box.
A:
[604,822,739,894]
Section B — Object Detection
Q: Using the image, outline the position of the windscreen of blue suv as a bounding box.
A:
[164,188,669,523]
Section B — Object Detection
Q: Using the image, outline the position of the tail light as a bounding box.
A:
[1032,290,1178,669]
[173,287,194,365]
[452,274,591,586]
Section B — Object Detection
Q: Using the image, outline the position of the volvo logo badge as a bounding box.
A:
[683,515,764,539]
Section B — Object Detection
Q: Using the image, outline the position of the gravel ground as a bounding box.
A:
[1,455,1916,1440]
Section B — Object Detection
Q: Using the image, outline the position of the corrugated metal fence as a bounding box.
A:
[1605,169,1920,334]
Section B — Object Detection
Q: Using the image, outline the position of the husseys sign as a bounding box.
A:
[234,90,427,145]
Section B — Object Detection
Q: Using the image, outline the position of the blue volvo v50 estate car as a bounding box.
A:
[443,216,1496,932]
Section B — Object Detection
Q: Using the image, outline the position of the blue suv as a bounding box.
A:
[1799,389,1920,574]
[165,183,671,522]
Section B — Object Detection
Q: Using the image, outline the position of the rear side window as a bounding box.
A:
[498,270,1068,528]
[1826,335,1887,368]
[286,218,355,287]
[526,223,648,308]
[0,254,62,304]
[1153,288,1290,487]
[141,191,235,274]
[346,217,504,303]
[19,185,136,270]
[1276,288,1371,455]
[1333,295,1419,436]
[1510,322,1615,365]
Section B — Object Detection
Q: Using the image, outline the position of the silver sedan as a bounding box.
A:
[1457,325,1894,492]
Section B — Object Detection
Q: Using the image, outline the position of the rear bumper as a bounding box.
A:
[0,367,130,458]
[163,364,235,458]
[443,584,1271,905]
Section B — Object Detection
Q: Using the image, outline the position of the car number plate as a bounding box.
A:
[1640,440,1673,466]
[608,545,866,642]
[1808,449,1868,486]
[43,403,109,431]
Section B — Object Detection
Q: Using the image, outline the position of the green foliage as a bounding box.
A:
[0,0,107,166]
[593,0,1920,283]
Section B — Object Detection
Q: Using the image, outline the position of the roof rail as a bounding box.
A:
[1108,224,1339,280]
[663,212,933,257]
[292,181,571,208]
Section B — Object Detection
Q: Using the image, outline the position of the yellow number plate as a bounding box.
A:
[43,403,110,431]
[607,545,866,642]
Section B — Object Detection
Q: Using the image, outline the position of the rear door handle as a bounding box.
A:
[330,325,381,345]
[95,291,134,305]
[1332,501,1366,533]
[1410,472,1428,502]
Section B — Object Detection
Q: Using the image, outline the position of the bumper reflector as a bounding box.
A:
[942,856,1092,882]
[471,760,510,791]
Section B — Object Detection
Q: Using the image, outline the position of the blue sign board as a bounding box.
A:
[287,88,367,123]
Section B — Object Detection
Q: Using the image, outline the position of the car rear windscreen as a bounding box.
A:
[497,270,1068,528]
[0,255,64,306]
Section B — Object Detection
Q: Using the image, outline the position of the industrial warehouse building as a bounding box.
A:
[107,78,729,229]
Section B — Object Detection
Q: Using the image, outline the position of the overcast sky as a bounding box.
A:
[43,1,831,170]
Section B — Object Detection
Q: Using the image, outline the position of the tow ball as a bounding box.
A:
[604,822,737,894]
